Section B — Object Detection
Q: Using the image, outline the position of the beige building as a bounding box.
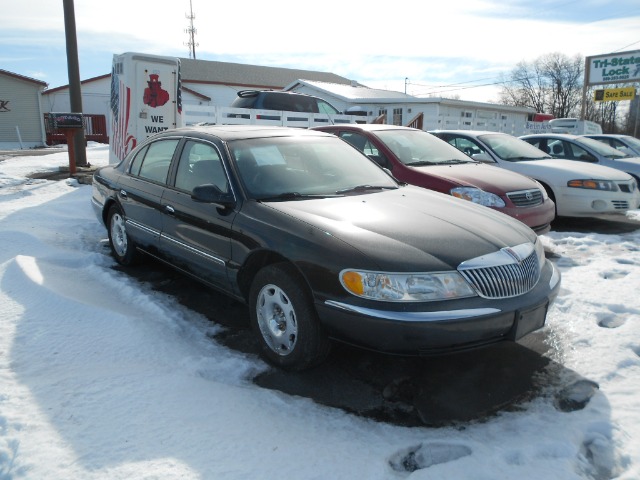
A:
[0,69,48,149]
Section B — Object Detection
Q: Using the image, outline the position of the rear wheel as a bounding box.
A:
[249,263,331,371]
[107,204,139,265]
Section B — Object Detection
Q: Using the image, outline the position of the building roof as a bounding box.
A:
[43,74,111,94]
[179,58,357,89]
[0,69,48,87]
[285,79,413,101]
[288,79,535,113]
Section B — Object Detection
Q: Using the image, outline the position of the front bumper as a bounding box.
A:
[316,260,560,355]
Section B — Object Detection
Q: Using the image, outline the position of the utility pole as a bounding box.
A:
[185,0,198,59]
[62,0,87,167]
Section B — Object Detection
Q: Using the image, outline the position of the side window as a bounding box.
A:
[317,100,339,115]
[339,132,390,168]
[524,138,546,153]
[548,140,565,157]
[609,139,625,151]
[449,136,483,157]
[566,142,595,162]
[137,139,179,184]
[174,141,228,193]
[128,145,149,176]
[262,93,292,111]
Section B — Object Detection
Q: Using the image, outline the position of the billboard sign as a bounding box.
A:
[585,50,640,86]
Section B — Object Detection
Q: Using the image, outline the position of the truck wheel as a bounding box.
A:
[107,204,139,266]
[249,263,331,371]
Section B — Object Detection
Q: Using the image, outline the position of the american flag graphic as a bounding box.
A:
[110,73,136,162]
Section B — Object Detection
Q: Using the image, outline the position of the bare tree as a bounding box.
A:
[499,60,548,113]
[540,53,583,118]
[500,53,584,118]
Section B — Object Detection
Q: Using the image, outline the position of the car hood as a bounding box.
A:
[413,163,539,193]
[501,158,633,182]
[265,186,535,271]
[604,157,640,171]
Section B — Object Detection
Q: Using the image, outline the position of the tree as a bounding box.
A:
[499,53,583,118]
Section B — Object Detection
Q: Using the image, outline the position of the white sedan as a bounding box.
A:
[430,130,640,218]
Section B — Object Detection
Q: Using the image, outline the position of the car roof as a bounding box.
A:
[520,133,581,139]
[585,134,631,139]
[313,124,420,133]
[153,125,334,142]
[429,130,507,137]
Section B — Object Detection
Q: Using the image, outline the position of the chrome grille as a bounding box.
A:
[506,189,543,207]
[458,244,540,299]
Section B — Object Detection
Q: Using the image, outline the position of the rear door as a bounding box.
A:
[116,138,180,252]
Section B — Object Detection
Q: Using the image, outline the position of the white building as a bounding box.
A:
[31,54,538,147]
[285,79,536,135]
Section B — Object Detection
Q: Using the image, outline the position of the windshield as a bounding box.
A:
[479,134,552,161]
[376,129,474,166]
[229,136,398,200]
[574,136,629,159]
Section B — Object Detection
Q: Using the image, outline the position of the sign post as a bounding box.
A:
[581,49,640,118]
[49,113,84,175]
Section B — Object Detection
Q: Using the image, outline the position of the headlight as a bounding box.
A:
[567,179,619,191]
[340,269,477,302]
[450,187,506,208]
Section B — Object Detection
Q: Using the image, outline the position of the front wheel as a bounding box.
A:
[107,204,139,265]
[249,263,331,371]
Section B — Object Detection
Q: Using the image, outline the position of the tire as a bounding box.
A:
[249,263,331,371]
[107,204,139,266]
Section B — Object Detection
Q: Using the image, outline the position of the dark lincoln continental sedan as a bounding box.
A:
[92,125,561,371]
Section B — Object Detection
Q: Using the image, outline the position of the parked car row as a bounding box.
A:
[313,124,555,233]
[92,125,562,370]
[520,133,640,183]
[430,130,640,218]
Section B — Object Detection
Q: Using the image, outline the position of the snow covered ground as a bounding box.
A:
[1,144,639,479]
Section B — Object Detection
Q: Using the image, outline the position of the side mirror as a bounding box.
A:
[471,152,493,163]
[192,184,235,209]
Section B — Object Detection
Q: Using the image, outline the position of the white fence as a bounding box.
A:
[183,105,373,127]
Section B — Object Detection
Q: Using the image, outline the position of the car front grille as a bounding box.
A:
[458,245,540,299]
[618,184,631,193]
[506,189,543,207]
[612,200,629,209]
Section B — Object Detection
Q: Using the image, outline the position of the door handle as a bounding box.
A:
[119,189,127,198]
[165,205,175,215]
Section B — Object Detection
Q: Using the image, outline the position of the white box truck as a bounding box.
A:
[548,118,603,135]
[109,52,183,163]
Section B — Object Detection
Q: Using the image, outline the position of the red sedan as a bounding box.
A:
[314,124,555,234]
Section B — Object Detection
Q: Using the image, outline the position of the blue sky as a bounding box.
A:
[2,0,639,102]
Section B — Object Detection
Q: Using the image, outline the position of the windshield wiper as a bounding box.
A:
[258,192,339,201]
[437,159,474,165]
[506,156,549,161]
[335,184,396,195]
[406,160,436,166]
